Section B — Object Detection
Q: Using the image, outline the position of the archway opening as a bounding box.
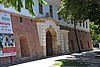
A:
[46,31,53,56]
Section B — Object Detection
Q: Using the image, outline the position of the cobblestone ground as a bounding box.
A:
[72,51,100,67]
[52,49,100,67]
[1,48,100,67]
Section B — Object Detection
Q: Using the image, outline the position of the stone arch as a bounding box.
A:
[46,25,56,37]
[19,35,30,57]
[46,26,57,56]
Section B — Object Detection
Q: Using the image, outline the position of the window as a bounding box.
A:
[20,17,22,23]
[80,22,81,26]
[86,22,88,28]
[49,5,53,17]
[39,2,43,14]
[71,21,73,24]
[83,22,85,27]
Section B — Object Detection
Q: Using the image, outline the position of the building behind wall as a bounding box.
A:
[0,0,93,64]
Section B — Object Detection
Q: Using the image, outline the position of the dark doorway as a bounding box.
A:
[20,36,30,57]
[46,31,53,56]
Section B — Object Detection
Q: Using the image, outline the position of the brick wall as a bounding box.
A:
[60,26,93,52]
[0,15,43,64]
[11,15,44,59]
[0,14,93,64]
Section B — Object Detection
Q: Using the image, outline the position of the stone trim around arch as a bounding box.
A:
[46,26,60,55]
[46,25,56,37]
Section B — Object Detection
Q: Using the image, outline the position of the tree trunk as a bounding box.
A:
[74,20,81,52]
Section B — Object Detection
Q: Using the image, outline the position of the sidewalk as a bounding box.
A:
[7,49,100,67]
[9,55,74,67]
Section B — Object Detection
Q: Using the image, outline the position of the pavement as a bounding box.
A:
[9,55,74,67]
[4,48,100,67]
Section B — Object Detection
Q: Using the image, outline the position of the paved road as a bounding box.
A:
[9,48,100,67]
[9,55,74,67]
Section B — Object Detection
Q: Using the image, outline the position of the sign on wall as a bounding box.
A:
[0,12,16,57]
[0,12,13,34]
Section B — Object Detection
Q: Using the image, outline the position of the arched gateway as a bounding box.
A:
[36,18,69,57]
[46,26,57,56]
[46,31,53,56]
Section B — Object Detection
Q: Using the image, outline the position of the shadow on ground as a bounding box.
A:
[53,51,100,67]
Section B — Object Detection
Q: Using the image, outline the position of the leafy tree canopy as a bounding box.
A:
[0,0,100,42]
[0,0,46,16]
[90,22,100,42]
[58,0,100,42]
[58,0,100,24]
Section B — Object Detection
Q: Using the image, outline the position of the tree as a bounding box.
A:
[90,22,100,42]
[58,0,100,51]
[0,0,46,16]
[58,0,100,24]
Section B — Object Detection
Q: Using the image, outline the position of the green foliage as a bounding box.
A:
[58,0,100,24]
[54,60,88,66]
[0,0,46,16]
[90,22,100,42]
[54,62,63,66]
[58,0,100,42]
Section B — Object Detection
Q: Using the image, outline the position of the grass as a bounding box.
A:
[54,62,63,66]
[54,60,88,66]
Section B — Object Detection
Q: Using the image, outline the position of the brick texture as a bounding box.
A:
[0,14,93,64]
[0,15,43,64]
[60,26,93,52]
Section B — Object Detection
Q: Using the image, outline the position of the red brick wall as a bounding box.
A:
[11,15,44,59]
[0,14,93,64]
[76,30,93,51]
[0,15,43,64]
[60,26,93,52]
